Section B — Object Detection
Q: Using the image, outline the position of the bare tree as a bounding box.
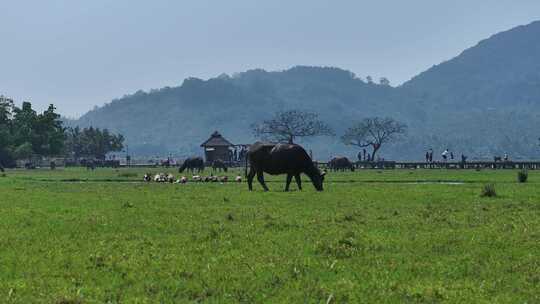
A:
[341,117,407,160]
[379,77,391,86]
[366,76,374,84]
[252,110,334,144]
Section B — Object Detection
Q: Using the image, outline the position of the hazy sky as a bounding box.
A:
[2,0,540,117]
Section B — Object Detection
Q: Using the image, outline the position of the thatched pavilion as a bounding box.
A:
[200,131,234,163]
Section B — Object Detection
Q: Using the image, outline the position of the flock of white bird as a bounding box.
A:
[143,173,242,184]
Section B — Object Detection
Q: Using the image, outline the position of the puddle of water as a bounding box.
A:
[403,182,464,185]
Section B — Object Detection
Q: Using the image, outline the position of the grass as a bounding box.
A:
[1,167,540,303]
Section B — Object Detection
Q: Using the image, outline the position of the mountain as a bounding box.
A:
[71,21,540,160]
[74,67,410,158]
[404,20,540,111]
[399,20,540,158]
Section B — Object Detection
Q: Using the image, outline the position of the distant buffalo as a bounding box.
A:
[179,157,205,173]
[85,160,96,171]
[246,142,326,192]
[328,157,355,172]
[212,159,228,172]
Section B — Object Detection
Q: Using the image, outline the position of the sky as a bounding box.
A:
[2,0,540,117]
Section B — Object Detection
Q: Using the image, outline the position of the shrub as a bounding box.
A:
[517,170,528,183]
[481,184,496,197]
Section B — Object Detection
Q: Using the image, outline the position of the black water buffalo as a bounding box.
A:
[246,142,326,192]
[85,160,96,171]
[212,159,228,172]
[328,157,355,172]
[179,157,205,173]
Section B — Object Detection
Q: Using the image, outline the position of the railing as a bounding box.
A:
[316,161,540,170]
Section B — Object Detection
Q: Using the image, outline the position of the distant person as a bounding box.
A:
[460,154,467,169]
[450,152,454,160]
[441,149,449,161]
[357,151,362,162]
[425,151,429,162]
[239,148,246,162]
[428,149,433,162]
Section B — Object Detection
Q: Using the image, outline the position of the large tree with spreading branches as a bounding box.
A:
[252,110,334,144]
[341,117,407,160]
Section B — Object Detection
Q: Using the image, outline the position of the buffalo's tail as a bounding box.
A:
[244,154,249,178]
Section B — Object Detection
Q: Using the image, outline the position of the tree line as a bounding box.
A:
[252,109,406,160]
[0,96,124,167]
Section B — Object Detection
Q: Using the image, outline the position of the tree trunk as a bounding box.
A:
[371,144,381,161]
[288,135,294,144]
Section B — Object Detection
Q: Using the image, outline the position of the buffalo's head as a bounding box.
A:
[309,168,326,191]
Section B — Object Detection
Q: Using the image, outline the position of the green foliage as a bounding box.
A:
[64,126,124,160]
[13,142,34,160]
[481,183,497,197]
[518,169,529,183]
[0,98,65,166]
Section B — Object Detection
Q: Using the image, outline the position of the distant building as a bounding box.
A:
[201,131,234,163]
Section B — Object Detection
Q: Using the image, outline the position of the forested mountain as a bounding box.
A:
[73,67,409,158]
[404,20,540,111]
[71,21,540,160]
[399,20,540,159]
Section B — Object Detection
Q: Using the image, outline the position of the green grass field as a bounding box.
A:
[1,167,539,303]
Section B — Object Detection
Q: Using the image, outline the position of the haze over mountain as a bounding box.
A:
[71,21,540,160]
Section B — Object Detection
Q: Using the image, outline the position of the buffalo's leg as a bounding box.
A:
[247,167,256,191]
[257,171,269,192]
[285,174,293,192]
[294,174,302,190]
